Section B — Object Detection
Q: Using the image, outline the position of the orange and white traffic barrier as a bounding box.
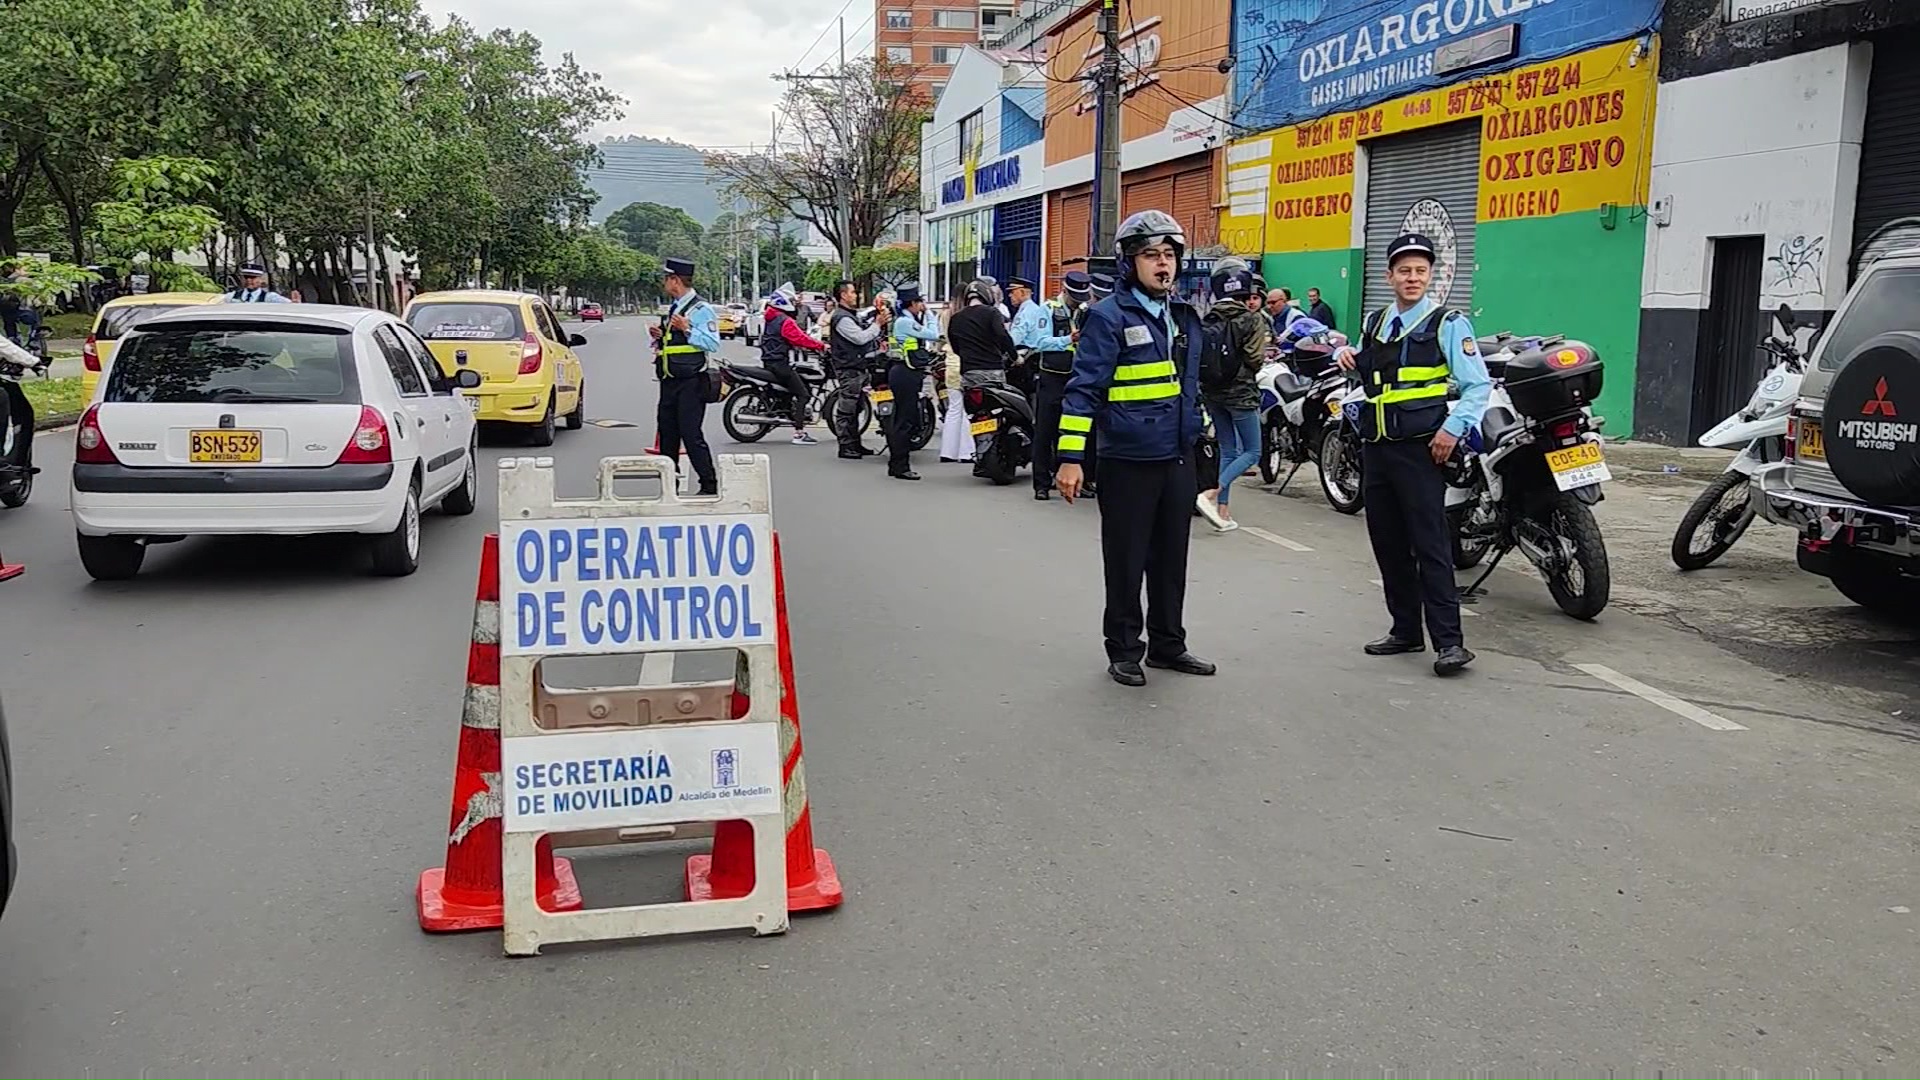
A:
[416,533,583,932]
[494,452,809,956]
[687,531,842,911]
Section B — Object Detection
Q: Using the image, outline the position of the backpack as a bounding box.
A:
[1198,314,1243,393]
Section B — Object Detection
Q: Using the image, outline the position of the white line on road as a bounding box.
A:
[1573,663,1748,731]
[1242,526,1313,551]
[1364,577,1479,615]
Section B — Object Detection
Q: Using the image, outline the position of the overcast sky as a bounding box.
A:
[426,0,864,148]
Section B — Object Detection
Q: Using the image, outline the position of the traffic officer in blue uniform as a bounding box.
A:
[222,263,290,303]
[651,257,720,495]
[885,283,940,480]
[1028,270,1091,501]
[1054,210,1216,688]
[1334,233,1492,676]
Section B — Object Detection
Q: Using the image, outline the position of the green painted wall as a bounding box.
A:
[1471,210,1647,437]
[1262,249,1364,332]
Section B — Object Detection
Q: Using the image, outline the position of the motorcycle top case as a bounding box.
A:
[1503,341,1603,420]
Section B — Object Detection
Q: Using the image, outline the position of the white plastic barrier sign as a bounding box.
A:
[501,514,776,656]
[503,723,782,833]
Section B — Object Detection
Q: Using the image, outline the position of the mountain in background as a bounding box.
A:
[586,136,723,225]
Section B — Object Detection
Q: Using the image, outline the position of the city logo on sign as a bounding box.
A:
[1072,17,1163,115]
[713,748,738,788]
[941,155,1021,205]
[1399,198,1459,304]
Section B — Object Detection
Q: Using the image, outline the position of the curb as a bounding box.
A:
[35,412,78,432]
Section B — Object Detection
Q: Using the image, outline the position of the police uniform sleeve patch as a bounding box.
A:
[1124,325,1152,347]
[1461,336,1477,354]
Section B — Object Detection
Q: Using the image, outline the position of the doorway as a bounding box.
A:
[1692,235,1765,442]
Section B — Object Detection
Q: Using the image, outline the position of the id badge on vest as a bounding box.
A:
[1123,325,1152,348]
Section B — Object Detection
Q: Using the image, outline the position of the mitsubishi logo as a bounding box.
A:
[1864,377,1898,417]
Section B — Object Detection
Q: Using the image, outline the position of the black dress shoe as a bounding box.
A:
[1363,634,1425,656]
[857,445,879,456]
[696,486,718,497]
[1146,652,1217,676]
[837,450,864,460]
[1033,489,1051,501]
[1433,645,1476,676]
[889,470,922,481]
[1081,483,1098,498]
[1109,660,1146,687]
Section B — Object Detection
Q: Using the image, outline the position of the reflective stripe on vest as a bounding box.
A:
[657,297,706,378]
[1361,307,1451,440]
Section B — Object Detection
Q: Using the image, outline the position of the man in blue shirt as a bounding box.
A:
[884,283,941,480]
[1334,232,1492,676]
[222,263,291,304]
[1020,272,1086,501]
[651,257,721,495]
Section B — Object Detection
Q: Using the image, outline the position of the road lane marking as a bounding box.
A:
[1573,663,1747,731]
[1367,577,1478,615]
[1242,526,1312,551]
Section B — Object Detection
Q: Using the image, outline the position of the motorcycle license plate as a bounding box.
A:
[970,417,998,436]
[1797,420,1825,461]
[869,388,894,403]
[1544,441,1611,492]
[189,429,262,463]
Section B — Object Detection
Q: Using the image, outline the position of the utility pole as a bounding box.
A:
[750,143,762,304]
[364,183,382,310]
[770,112,784,290]
[1091,0,1123,255]
[838,15,854,279]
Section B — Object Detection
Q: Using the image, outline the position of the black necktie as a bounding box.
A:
[1387,315,1403,341]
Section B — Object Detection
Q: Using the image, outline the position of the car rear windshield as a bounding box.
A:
[407,302,524,341]
[105,324,360,405]
[1819,266,1920,371]
[97,304,194,341]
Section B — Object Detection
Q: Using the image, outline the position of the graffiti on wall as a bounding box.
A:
[1764,234,1826,302]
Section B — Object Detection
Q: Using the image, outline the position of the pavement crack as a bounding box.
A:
[1437,826,1514,842]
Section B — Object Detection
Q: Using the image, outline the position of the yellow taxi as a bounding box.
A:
[403,290,587,446]
[81,292,222,401]
[716,307,740,337]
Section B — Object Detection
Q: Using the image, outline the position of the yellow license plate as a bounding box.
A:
[970,417,998,436]
[189,430,262,463]
[869,389,894,403]
[1797,420,1825,460]
[1544,441,1603,473]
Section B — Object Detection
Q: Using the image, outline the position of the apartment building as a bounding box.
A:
[876,0,1018,102]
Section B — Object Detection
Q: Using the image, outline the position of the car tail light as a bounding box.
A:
[963,387,985,411]
[1786,414,1798,460]
[334,406,393,465]
[74,405,119,464]
[82,334,100,372]
[518,332,542,375]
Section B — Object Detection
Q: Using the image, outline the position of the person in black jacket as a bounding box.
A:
[827,279,890,459]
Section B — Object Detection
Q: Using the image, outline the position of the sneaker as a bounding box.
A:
[1196,492,1227,530]
[1219,518,1240,532]
[791,431,819,445]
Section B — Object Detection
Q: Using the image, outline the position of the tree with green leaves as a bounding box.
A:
[93,157,223,293]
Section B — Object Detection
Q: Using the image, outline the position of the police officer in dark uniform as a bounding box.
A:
[1031,270,1092,501]
[651,257,719,495]
[1334,233,1493,676]
[885,283,940,480]
[1054,210,1215,687]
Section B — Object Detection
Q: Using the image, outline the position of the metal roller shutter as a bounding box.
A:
[1362,119,1482,315]
[1851,30,1920,282]
[1049,190,1091,292]
[1171,167,1215,248]
[1123,176,1175,220]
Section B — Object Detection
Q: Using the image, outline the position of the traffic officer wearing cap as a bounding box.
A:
[885,283,940,480]
[652,256,720,495]
[1055,210,1215,687]
[1333,232,1492,676]
[223,263,290,303]
[1029,270,1092,501]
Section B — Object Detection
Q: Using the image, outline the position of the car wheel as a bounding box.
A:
[530,394,557,447]
[369,480,422,577]
[77,534,144,581]
[442,437,478,516]
[564,383,585,430]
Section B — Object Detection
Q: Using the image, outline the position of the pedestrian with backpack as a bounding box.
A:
[1195,264,1271,531]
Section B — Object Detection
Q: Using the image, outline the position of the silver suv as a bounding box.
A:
[1753,248,1920,613]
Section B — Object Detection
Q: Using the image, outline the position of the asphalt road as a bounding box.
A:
[1,315,1917,1075]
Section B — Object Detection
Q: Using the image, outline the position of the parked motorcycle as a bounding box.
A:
[1442,338,1611,619]
[719,353,865,442]
[1255,319,1348,493]
[1669,304,1804,570]
[964,378,1036,486]
[870,339,941,453]
[0,338,44,510]
[1320,380,1368,514]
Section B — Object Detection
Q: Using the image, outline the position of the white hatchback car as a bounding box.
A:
[70,305,483,580]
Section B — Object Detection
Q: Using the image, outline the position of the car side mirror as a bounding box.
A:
[454,368,482,390]
[569,333,588,347]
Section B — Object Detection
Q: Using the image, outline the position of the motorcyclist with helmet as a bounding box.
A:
[1054,210,1216,688]
[760,287,829,445]
[947,276,1020,477]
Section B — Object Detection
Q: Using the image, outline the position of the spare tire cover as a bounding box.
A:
[1825,331,1920,505]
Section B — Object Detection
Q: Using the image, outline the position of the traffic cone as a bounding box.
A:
[686,532,844,912]
[417,534,584,932]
